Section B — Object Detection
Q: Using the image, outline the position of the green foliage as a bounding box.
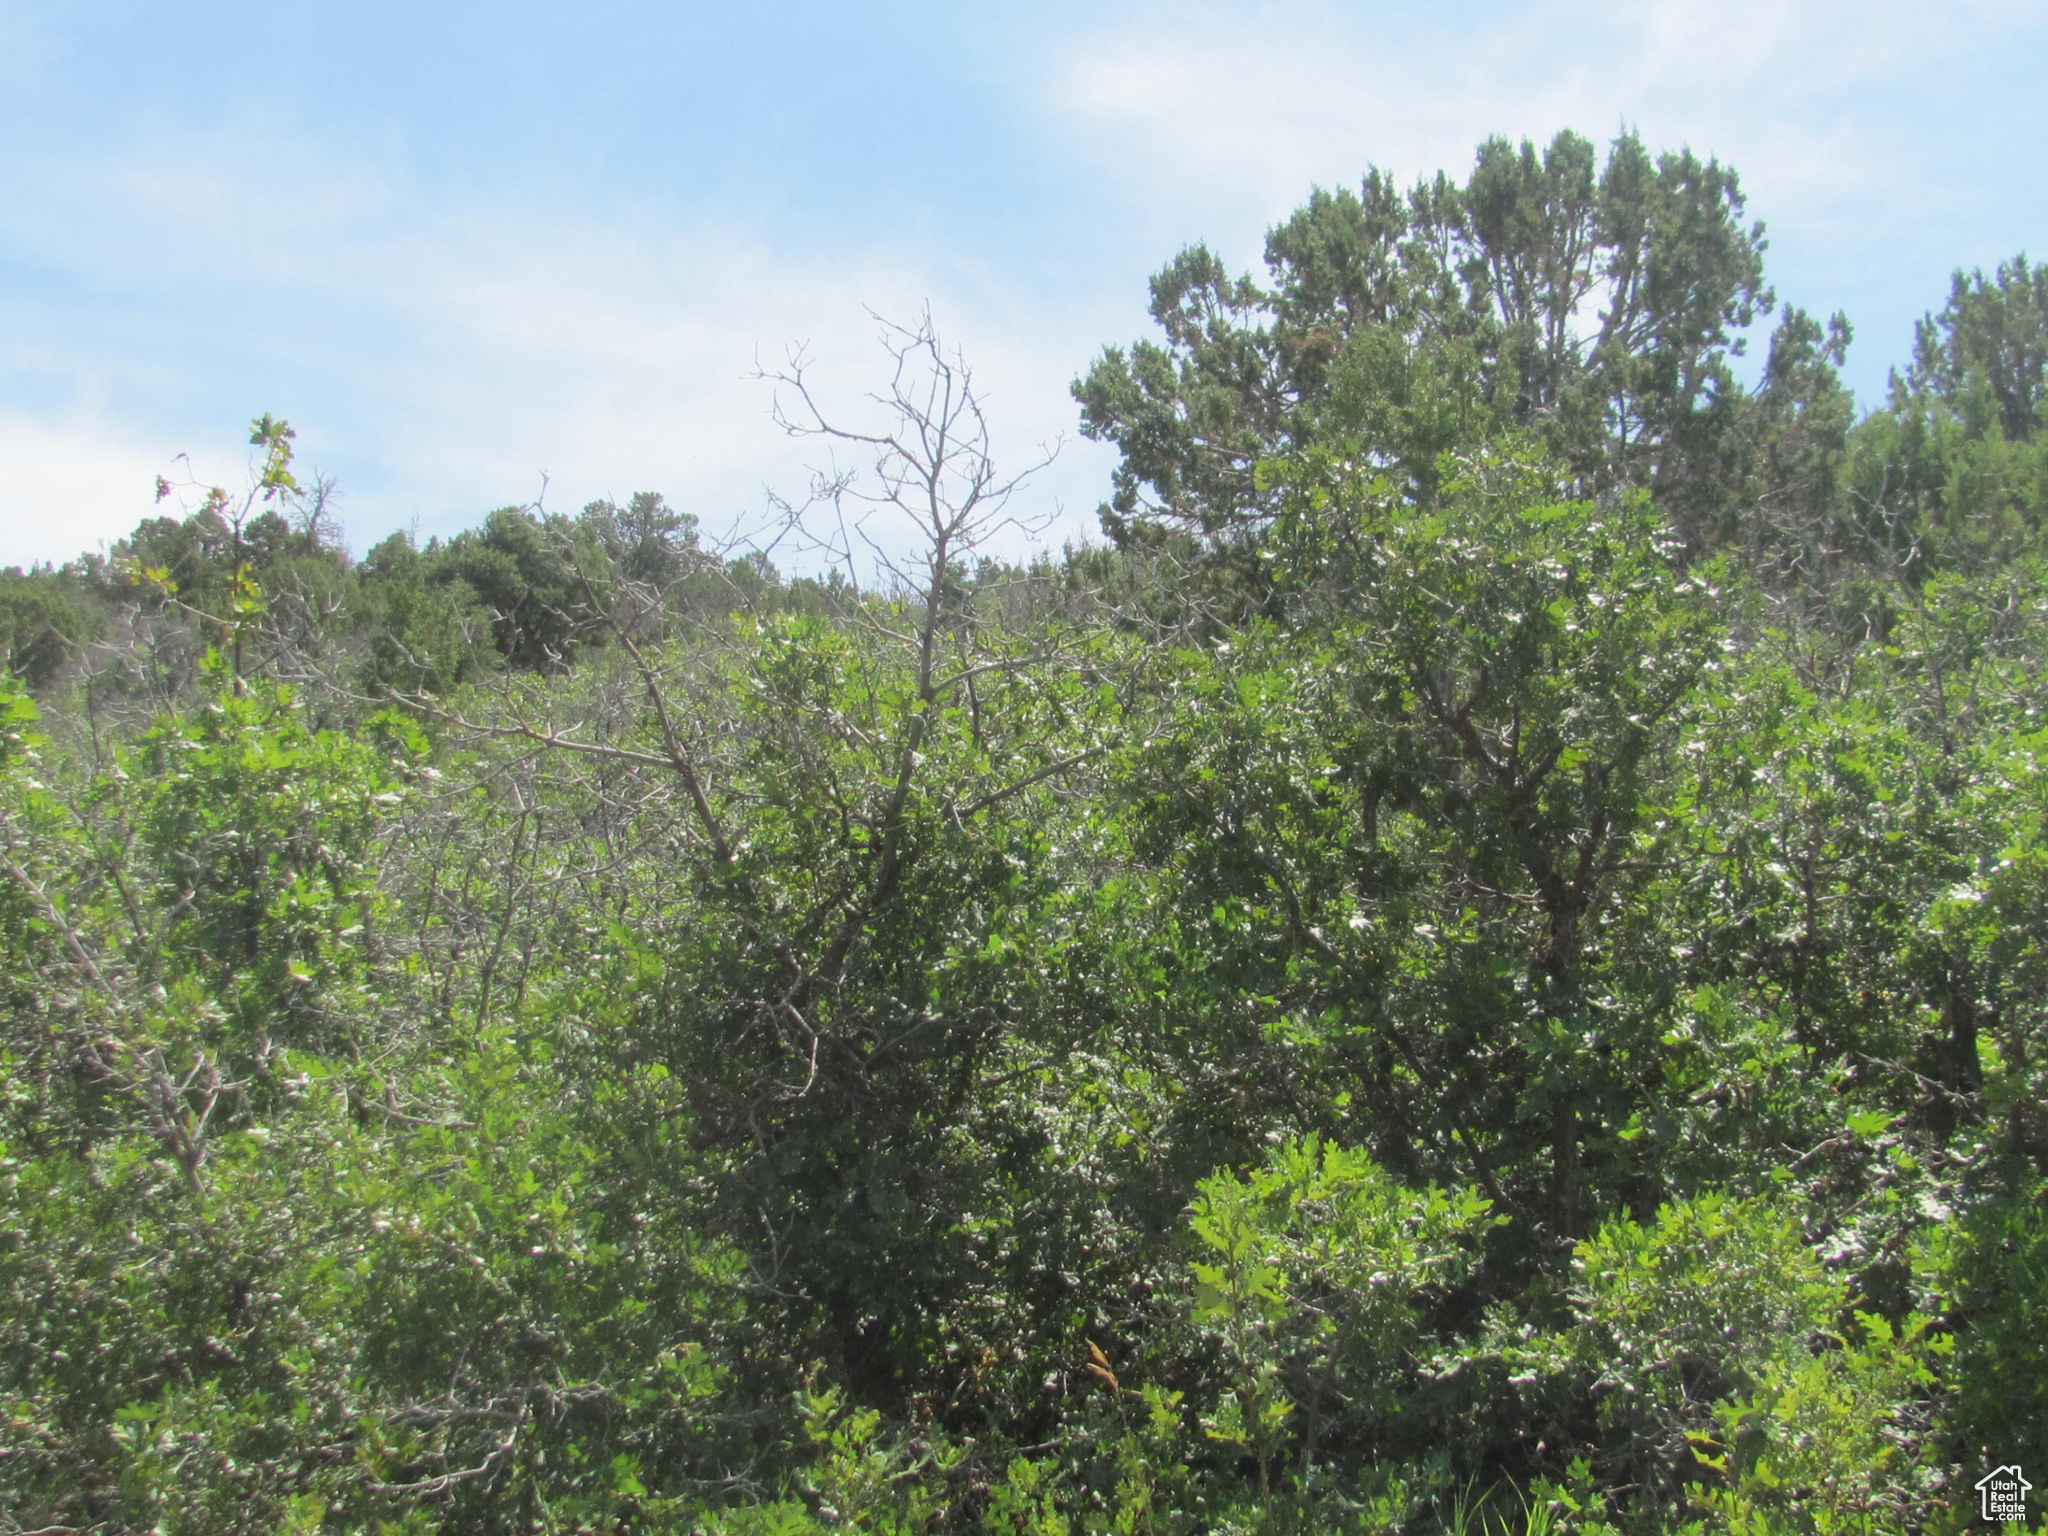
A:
[135,664,403,1055]
[1567,1195,1839,1499]
[1824,257,2048,589]
[981,1454,1072,1536]
[797,1382,965,1533]
[1702,1308,1950,1536]
[430,506,598,671]
[1075,129,1767,555]
[0,567,104,689]
[1909,255,2048,443]
[7,148,2048,1535]
[355,528,500,695]
[1187,1140,1493,1496]
[1949,1174,2048,1474]
[1127,449,1717,1253]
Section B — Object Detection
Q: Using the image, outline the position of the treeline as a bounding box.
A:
[1,133,2045,1535]
[4,459,845,701]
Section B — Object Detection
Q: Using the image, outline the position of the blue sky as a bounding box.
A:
[4,0,2045,568]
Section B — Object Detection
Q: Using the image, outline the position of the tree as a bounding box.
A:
[433,506,595,672]
[578,491,715,592]
[1909,254,2048,443]
[421,315,1135,1419]
[0,568,104,690]
[1837,256,2048,585]
[1739,307,1858,590]
[99,415,351,699]
[1125,448,1715,1252]
[1074,130,1768,562]
[353,528,500,695]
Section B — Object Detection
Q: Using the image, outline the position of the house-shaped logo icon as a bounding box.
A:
[1978,1466,2030,1523]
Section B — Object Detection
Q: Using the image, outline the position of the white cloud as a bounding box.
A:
[1042,0,2048,405]
[0,139,1119,572]
[1049,0,2036,244]
[0,414,180,567]
[339,211,1119,564]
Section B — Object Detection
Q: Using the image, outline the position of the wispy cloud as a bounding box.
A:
[1051,0,2020,230]
[0,134,1116,568]
[0,414,185,567]
[1045,0,2048,399]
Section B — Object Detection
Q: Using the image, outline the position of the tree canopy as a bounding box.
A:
[1074,130,1769,559]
